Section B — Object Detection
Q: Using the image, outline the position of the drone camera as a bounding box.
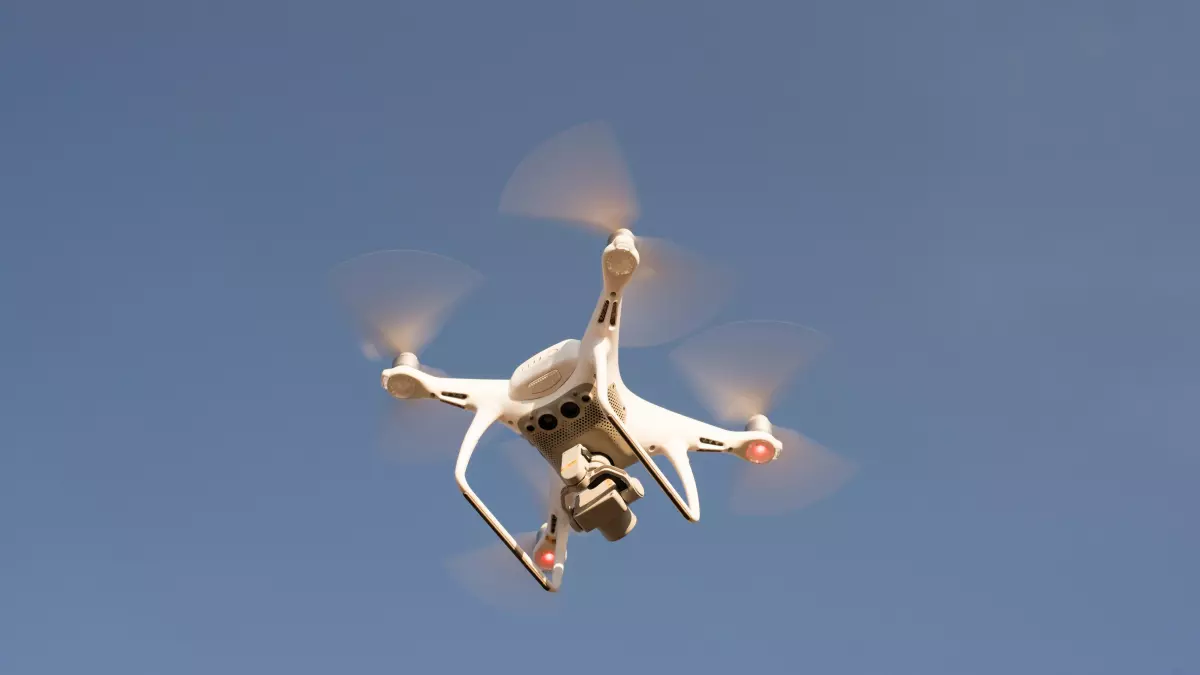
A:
[558,444,645,542]
[573,482,637,541]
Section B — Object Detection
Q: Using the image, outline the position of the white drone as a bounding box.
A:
[331,122,856,596]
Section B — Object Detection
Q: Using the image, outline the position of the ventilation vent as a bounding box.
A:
[597,300,610,324]
[523,383,628,469]
[606,383,626,420]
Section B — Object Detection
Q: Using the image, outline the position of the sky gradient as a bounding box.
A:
[2,1,1197,673]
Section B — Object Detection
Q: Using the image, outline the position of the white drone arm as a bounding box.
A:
[592,340,700,522]
[382,364,512,413]
[454,405,557,592]
[659,439,700,520]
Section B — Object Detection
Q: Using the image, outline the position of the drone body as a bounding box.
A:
[333,121,855,596]
[379,230,783,591]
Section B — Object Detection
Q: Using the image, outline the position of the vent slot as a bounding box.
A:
[698,437,725,447]
[609,301,619,326]
[597,300,610,324]
[441,392,468,400]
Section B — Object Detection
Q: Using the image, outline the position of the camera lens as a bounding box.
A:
[560,401,581,419]
[537,414,558,431]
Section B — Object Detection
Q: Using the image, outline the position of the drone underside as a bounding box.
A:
[331,121,857,599]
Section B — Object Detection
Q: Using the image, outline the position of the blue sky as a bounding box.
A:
[2,1,1197,673]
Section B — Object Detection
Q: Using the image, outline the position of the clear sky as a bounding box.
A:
[2,1,1197,673]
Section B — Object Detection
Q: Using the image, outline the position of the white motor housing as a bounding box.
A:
[508,339,581,401]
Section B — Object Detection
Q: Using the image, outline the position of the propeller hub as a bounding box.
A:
[604,246,638,277]
[606,228,635,244]
[745,414,772,434]
[393,352,420,369]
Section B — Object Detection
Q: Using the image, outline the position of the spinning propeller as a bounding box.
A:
[329,249,482,462]
[669,321,858,516]
[500,120,732,347]
[330,249,561,607]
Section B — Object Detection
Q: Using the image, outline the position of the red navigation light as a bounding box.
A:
[746,441,774,464]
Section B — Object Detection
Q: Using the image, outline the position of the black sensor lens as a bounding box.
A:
[560,401,581,419]
[537,414,558,431]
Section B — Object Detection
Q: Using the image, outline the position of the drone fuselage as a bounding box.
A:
[379,229,782,591]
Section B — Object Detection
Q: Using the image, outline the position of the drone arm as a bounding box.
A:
[660,439,701,520]
[592,341,700,522]
[455,406,556,592]
[382,366,512,415]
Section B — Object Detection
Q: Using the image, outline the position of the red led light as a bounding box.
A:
[537,550,556,569]
[746,442,774,464]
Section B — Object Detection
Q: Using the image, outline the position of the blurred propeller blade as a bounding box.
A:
[446,531,560,613]
[620,236,734,347]
[499,123,731,345]
[378,395,474,464]
[330,249,483,359]
[500,438,559,514]
[669,320,829,422]
[730,426,857,516]
[499,121,639,234]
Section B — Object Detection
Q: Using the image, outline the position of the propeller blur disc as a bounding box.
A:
[500,122,732,346]
[377,393,473,464]
[730,426,857,516]
[670,320,855,514]
[669,320,829,422]
[446,531,560,614]
[500,438,560,513]
[620,236,734,348]
[499,120,638,234]
[330,250,483,461]
[329,249,484,359]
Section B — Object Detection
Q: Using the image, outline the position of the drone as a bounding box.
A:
[331,122,857,596]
